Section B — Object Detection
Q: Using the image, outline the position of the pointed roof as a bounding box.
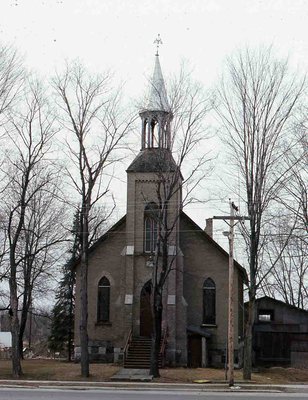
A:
[126,148,177,173]
[146,55,169,112]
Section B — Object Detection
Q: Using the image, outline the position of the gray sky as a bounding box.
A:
[1,0,308,90]
[1,0,307,254]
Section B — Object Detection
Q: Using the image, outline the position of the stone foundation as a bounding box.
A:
[74,341,123,363]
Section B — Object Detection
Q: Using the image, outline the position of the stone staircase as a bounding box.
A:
[124,336,152,369]
[124,336,164,369]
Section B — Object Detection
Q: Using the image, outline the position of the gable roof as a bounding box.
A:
[88,215,126,254]
[74,211,248,285]
[180,211,248,284]
[254,296,308,314]
[72,215,126,269]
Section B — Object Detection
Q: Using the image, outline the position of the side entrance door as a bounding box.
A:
[188,335,202,367]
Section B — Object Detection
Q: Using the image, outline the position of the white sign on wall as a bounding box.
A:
[0,332,12,348]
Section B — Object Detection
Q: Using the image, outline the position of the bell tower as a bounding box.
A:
[139,53,172,150]
[127,45,176,174]
[126,44,178,251]
[124,39,186,365]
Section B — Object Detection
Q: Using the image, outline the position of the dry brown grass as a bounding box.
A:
[0,359,308,384]
[0,359,120,381]
[159,366,308,384]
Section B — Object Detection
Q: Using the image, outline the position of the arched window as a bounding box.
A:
[150,118,159,147]
[203,278,216,324]
[142,118,148,148]
[144,202,158,253]
[97,276,110,322]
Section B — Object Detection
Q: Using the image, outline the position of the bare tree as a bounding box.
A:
[260,215,308,309]
[0,43,24,288]
[281,127,308,233]
[16,176,67,359]
[0,44,24,126]
[216,47,306,379]
[260,123,308,308]
[53,61,135,377]
[0,78,63,377]
[141,63,212,377]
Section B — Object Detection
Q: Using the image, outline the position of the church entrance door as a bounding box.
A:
[140,280,153,337]
[188,335,202,367]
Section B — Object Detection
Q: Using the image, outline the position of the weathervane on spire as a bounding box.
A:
[154,34,163,56]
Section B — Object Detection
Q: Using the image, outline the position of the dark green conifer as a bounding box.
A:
[48,210,80,361]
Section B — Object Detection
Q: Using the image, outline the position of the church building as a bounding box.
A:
[74,52,247,368]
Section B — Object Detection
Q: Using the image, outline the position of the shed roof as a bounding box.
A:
[254,296,308,314]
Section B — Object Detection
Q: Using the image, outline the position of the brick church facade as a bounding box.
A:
[74,54,247,367]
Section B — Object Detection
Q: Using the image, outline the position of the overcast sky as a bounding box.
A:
[1,0,308,88]
[1,0,307,253]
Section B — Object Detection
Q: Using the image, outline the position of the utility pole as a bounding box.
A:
[214,200,249,387]
[227,200,235,386]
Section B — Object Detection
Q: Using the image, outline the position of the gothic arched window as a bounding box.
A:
[144,202,158,253]
[97,276,110,322]
[203,278,216,324]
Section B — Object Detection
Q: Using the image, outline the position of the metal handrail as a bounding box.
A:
[123,328,132,363]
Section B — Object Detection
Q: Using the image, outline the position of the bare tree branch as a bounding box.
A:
[53,60,136,377]
[216,46,306,379]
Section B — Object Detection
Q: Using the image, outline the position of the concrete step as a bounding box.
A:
[124,336,164,369]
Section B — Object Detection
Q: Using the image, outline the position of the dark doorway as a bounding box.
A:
[140,280,153,337]
[187,335,202,367]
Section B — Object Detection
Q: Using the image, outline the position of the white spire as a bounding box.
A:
[147,54,169,112]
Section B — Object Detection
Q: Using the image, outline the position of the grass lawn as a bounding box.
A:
[0,359,120,381]
[0,359,308,384]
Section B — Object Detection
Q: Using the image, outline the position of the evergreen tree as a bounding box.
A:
[48,210,80,361]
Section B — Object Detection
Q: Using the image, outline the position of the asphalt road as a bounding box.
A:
[0,388,307,400]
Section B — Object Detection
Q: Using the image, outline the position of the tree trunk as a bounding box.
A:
[68,293,74,362]
[80,206,89,377]
[243,220,258,380]
[150,290,162,378]
[243,297,254,380]
[80,254,89,376]
[10,285,22,377]
[18,331,24,360]
[11,320,22,378]
[18,294,30,359]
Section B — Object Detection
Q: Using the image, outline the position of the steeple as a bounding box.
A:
[146,54,169,112]
[138,36,173,151]
[127,36,176,173]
